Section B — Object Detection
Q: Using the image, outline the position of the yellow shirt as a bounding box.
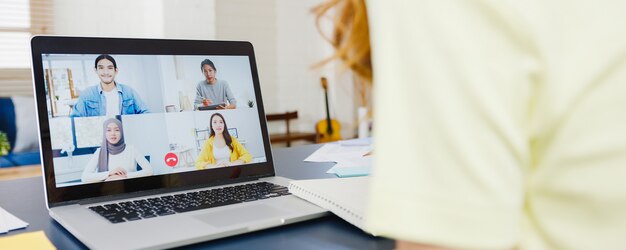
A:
[195,136,252,169]
[366,1,626,249]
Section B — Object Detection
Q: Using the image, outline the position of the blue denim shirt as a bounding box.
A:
[71,83,149,117]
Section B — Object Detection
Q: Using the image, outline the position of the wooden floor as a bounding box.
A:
[0,165,42,181]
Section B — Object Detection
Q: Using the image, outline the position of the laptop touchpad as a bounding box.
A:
[193,204,287,227]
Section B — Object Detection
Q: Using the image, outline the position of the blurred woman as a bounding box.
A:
[316,0,626,249]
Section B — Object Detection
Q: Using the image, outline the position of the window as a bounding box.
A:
[0,0,53,96]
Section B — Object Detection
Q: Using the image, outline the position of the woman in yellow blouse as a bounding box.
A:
[195,113,251,169]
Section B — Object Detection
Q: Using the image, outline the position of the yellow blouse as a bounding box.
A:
[195,136,252,169]
[366,0,626,249]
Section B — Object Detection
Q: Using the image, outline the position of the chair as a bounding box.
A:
[266,111,317,147]
[0,96,41,168]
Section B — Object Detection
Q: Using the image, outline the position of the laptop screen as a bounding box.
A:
[31,37,275,204]
[43,54,267,188]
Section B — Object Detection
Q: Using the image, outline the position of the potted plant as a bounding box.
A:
[0,131,10,156]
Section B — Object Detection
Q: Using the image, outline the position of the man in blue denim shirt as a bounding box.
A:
[71,55,149,117]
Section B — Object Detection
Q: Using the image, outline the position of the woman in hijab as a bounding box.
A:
[82,118,153,183]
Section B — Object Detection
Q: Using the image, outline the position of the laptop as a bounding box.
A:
[30,36,327,249]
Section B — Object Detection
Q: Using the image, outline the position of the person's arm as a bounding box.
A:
[365,0,531,249]
[195,139,215,169]
[194,83,204,110]
[71,97,86,117]
[231,139,251,164]
[224,82,237,109]
[126,146,153,178]
[130,89,149,114]
[81,148,109,183]
[395,241,454,250]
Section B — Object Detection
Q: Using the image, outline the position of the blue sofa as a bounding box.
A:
[0,97,41,168]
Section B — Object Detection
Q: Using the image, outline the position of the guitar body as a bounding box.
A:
[316,119,342,143]
[316,77,342,143]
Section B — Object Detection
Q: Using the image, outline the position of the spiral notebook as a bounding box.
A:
[288,177,371,233]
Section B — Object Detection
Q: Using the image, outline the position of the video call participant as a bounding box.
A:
[194,59,237,110]
[195,113,251,169]
[71,54,149,117]
[82,118,153,183]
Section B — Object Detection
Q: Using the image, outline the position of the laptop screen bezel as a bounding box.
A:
[30,36,276,206]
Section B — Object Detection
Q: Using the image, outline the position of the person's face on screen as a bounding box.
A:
[105,122,122,144]
[95,59,118,85]
[202,64,217,83]
[211,115,225,135]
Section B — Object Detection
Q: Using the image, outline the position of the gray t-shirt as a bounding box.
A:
[194,79,237,109]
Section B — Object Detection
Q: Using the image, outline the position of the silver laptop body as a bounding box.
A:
[30,36,327,250]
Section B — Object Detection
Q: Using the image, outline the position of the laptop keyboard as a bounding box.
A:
[88,182,291,223]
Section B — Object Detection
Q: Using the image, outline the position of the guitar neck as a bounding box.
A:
[324,90,333,134]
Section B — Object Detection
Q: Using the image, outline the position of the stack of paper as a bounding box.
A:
[305,138,373,177]
[0,206,28,234]
[289,176,372,233]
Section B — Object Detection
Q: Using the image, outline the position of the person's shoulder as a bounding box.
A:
[231,137,241,145]
[81,85,100,95]
[124,144,139,154]
[206,136,215,144]
[116,83,132,91]
[116,83,141,95]
[84,84,99,90]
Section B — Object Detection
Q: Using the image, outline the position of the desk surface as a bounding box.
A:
[0,144,394,250]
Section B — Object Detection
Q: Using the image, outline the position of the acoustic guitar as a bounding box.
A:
[316,77,342,142]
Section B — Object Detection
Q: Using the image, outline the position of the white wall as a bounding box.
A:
[53,0,358,139]
[162,0,216,39]
[121,114,171,174]
[215,0,356,138]
[54,0,215,39]
[275,0,355,137]
[214,0,278,113]
[54,0,165,38]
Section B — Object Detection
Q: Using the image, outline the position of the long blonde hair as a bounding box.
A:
[313,0,372,85]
